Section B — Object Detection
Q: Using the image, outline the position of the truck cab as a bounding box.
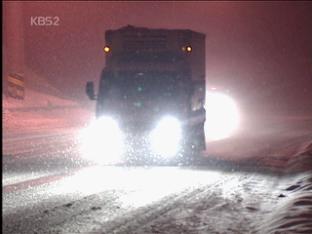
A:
[86,25,206,162]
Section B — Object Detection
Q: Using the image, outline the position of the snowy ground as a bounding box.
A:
[3,67,92,136]
[205,113,312,173]
[259,172,312,234]
[3,160,312,233]
[2,88,92,138]
[2,83,312,233]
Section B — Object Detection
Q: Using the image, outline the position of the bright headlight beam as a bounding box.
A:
[205,92,240,141]
[79,116,124,164]
[150,116,182,157]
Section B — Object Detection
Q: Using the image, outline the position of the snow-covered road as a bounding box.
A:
[3,127,312,233]
[3,103,312,233]
[1,162,292,233]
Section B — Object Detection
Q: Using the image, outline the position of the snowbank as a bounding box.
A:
[3,79,92,137]
[259,172,312,234]
[3,105,92,136]
[205,114,312,172]
[3,88,76,110]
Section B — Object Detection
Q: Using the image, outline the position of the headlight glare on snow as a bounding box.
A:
[205,91,240,141]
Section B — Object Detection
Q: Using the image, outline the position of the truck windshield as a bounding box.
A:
[99,71,191,102]
[116,52,184,63]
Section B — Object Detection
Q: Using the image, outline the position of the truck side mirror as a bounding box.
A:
[86,81,96,100]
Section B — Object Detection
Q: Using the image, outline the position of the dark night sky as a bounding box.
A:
[20,1,312,114]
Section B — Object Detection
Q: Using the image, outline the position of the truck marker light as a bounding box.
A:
[103,46,111,53]
[182,45,192,53]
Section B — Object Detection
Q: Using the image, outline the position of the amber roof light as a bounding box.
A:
[182,45,192,53]
[103,46,111,53]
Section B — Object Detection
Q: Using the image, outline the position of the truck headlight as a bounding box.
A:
[149,116,182,157]
[79,116,124,164]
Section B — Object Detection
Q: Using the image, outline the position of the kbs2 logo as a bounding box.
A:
[30,16,60,26]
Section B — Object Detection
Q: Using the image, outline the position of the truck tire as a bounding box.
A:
[180,123,205,165]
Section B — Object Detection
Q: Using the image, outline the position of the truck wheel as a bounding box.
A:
[192,123,206,152]
[181,123,205,165]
